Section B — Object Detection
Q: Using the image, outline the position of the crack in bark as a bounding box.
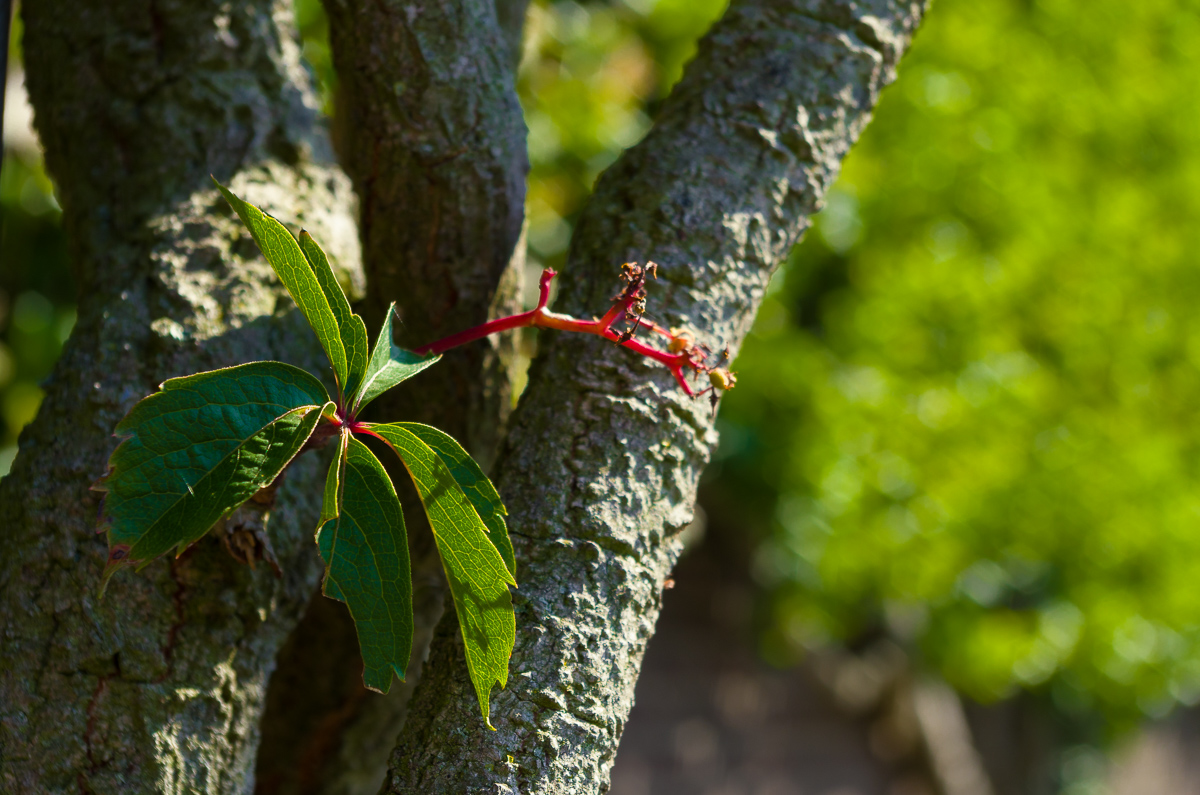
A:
[78,654,121,794]
[155,556,190,682]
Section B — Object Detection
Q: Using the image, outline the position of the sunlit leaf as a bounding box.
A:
[299,230,370,399]
[393,422,515,579]
[214,181,350,400]
[353,304,439,413]
[97,362,332,587]
[316,436,413,692]
[367,422,516,727]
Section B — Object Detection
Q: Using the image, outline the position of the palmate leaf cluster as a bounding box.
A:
[95,183,516,724]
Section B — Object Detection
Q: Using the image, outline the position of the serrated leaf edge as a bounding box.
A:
[352,304,441,414]
[319,437,413,692]
[363,423,515,727]
[393,421,515,580]
[298,230,370,400]
[214,179,350,401]
[98,401,331,596]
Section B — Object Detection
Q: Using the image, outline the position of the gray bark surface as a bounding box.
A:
[254,2,529,792]
[0,0,361,792]
[0,0,928,792]
[323,0,528,455]
[383,2,926,793]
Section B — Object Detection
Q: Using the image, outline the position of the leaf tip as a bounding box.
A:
[99,544,133,599]
[362,668,392,694]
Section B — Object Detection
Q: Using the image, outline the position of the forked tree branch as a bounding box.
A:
[384,1,927,792]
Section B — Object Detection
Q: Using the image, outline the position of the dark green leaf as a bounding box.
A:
[98,362,332,583]
[353,304,440,413]
[320,429,349,529]
[316,436,413,693]
[368,423,516,727]
[299,230,370,399]
[393,422,515,579]
[214,181,349,399]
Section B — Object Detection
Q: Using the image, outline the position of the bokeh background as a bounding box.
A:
[6,0,1200,791]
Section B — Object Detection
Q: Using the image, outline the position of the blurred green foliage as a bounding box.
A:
[717,0,1200,730]
[7,0,1200,736]
[294,0,335,116]
[1,3,74,475]
[517,0,727,271]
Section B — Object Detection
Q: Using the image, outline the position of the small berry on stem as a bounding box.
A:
[414,265,736,406]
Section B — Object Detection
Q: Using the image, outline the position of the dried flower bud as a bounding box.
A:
[708,368,737,391]
[668,328,695,354]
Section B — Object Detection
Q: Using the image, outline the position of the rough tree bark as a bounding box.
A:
[383,1,926,793]
[323,0,528,452]
[0,0,925,793]
[254,0,529,791]
[0,0,363,791]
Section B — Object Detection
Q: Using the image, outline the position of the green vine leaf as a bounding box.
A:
[299,231,370,399]
[393,422,515,579]
[368,423,516,727]
[354,304,440,414]
[98,204,531,726]
[320,429,350,529]
[96,362,332,588]
[317,435,413,693]
[214,180,350,401]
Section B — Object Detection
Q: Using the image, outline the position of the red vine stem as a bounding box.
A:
[414,266,732,399]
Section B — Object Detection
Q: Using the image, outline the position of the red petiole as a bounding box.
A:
[414,265,730,400]
[323,264,735,435]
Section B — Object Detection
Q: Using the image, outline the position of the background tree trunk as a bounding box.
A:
[253,1,529,791]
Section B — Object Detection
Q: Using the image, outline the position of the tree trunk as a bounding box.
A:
[253,1,529,790]
[0,0,362,791]
[383,1,926,792]
[0,1,926,793]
